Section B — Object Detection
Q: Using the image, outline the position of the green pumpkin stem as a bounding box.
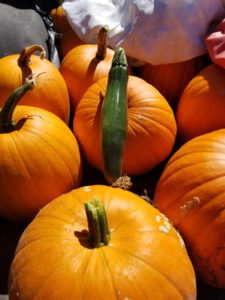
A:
[96,26,109,60]
[0,79,36,132]
[84,196,111,248]
[17,44,46,67]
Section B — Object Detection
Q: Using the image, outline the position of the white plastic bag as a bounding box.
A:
[62,0,225,66]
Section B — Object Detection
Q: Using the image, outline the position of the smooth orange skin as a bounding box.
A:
[0,105,82,222]
[58,28,84,59]
[0,54,70,124]
[154,129,225,288]
[176,64,225,143]
[60,44,115,111]
[138,55,209,108]
[73,76,177,176]
[50,6,71,34]
[8,185,196,300]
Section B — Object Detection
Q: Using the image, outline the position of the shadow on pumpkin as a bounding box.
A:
[74,229,93,249]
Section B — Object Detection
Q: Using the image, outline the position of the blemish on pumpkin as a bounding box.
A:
[180,196,200,217]
[137,114,142,120]
[156,215,162,222]
[83,186,91,192]
[159,225,169,234]
[176,230,185,248]
[164,221,171,231]
[219,89,225,95]
[160,212,169,222]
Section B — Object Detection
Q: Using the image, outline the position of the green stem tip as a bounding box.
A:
[0,78,36,133]
[84,197,111,248]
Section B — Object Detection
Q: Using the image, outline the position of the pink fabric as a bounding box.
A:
[205,19,225,68]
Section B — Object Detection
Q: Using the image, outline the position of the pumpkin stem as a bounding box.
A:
[17,45,46,67]
[96,26,109,60]
[84,196,111,248]
[0,78,36,132]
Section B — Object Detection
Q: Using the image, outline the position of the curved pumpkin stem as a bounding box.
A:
[0,78,36,132]
[84,196,111,248]
[17,45,46,67]
[96,26,109,60]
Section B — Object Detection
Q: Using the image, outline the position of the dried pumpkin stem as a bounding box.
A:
[84,196,111,248]
[0,79,36,132]
[17,44,46,67]
[96,26,109,60]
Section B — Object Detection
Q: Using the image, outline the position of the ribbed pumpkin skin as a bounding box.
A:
[8,185,196,300]
[73,76,177,176]
[0,54,70,124]
[154,129,225,288]
[0,105,82,222]
[60,44,115,110]
[137,55,209,108]
[176,64,225,143]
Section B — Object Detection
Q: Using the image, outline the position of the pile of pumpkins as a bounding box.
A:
[1,3,225,300]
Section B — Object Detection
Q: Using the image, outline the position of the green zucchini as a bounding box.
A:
[101,47,129,184]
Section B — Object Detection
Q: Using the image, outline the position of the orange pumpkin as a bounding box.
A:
[58,28,84,59]
[50,5,71,34]
[176,64,225,143]
[0,44,70,124]
[0,79,82,222]
[154,129,225,288]
[137,55,210,109]
[60,26,115,111]
[8,185,196,300]
[73,75,177,176]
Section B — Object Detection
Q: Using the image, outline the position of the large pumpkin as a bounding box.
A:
[0,44,70,124]
[176,64,225,143]
[73,75,177,176]
[8,185,196,300]
[137,55,210,109]
[0,79,82,222]
[60,26,115,111]
[154,129,225,288]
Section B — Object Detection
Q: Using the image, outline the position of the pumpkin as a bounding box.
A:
[0,44,70,124]
[50,4,71,34]
[58,28,84,59]
[154,129,225,288]
[73,74,177,177]
[137,55,210,109]
[0,3,49,59]
[60,26,115,111]
[0,78,82,222]
[8,185,196,300]
[176,64,225,143]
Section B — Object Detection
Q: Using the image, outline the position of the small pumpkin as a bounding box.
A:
[137,55,210,109]
[154,129,225,288]
[176,63,225,143]
[8,185,196,300]
[50,4,71,34]
[60,26,115,111]
[0,44,70,124]
[0,78,82,222]
[73,73,177,177]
